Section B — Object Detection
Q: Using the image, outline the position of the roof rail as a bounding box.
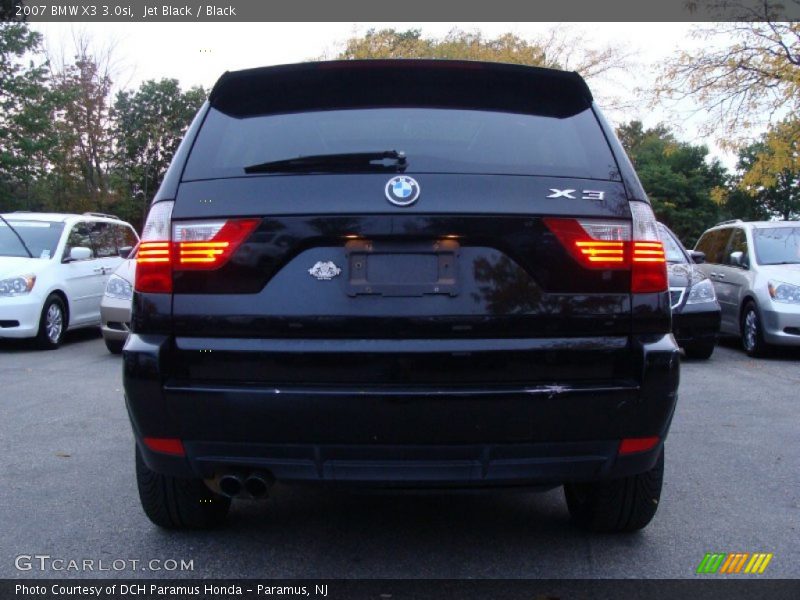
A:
[714,219,743,226]
[83,212,120,220]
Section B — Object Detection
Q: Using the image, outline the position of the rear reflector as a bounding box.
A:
[619,436,660,455]
[143,437,185,456]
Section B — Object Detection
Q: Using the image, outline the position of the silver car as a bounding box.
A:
[694,220,800,356]
[100,244,136,354]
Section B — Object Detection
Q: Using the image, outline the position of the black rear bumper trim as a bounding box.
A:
[175,336,629,354]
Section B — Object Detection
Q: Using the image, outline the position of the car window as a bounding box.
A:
[658,225,688,264]
[695,228,732,264]
[0,220,65,259]
[63,223,95,260]
[89,222,118,258]
[726,228,750,266]
[184,107,620,181]
[116,224,139,250]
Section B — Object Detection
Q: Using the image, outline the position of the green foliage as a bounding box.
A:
[111,79,206,229]
[617,120,725,246]
[0,23,207,230]
[736,126,800,221]
[0,22,59,211]
[338,29,557,66]
[334,28,630,85]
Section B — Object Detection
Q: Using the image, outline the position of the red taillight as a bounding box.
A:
[136,242,173,293]
[136,202,174,294]
[143,437,185,456]
[174,219,260,270]
[631,241,667,293]
[543,217,630,270]
[619,436,660,456]
[134,204,260,294]
[543,204,668,294]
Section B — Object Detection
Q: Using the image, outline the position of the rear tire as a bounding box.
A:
[104,338,124,354]
[135,445,230,529]
[741,302,769,357]
[683,340,715,359]
[564,449,664,533]
[35,295,66,350]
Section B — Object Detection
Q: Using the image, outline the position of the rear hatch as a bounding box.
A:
[137,61,664,387]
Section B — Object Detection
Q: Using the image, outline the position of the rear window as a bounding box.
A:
[183,107,619,182]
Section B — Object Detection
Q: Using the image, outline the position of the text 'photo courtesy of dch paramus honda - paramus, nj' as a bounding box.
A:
[122,60,680,533]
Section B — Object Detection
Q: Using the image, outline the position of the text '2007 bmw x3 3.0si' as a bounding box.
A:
[123,60,680,533]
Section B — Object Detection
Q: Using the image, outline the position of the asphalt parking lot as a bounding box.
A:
[1,331,798,579]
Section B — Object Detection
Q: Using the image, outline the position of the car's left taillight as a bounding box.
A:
[135,201,174,294]
[172,219,260,270]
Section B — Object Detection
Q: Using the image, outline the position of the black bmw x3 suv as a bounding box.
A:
[124,60,680,532]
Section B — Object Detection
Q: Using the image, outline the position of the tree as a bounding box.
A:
[50,44,116,213]
[617,120,726,245]
[0,1,24,21]
[737,129,800,220]
[333,28,631,107]
[110,79,206,228]
[654,15,799,139]
[0,23,59,211]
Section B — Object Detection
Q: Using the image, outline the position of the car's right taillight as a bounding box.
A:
[543,201,667,294]
[136,201,174,294]
[629,202,667,293]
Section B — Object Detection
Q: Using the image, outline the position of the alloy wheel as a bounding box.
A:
[46,303,63,344]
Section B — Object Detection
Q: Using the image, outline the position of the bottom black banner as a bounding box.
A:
[3,580,800,600]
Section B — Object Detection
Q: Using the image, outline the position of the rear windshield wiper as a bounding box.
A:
[0,214,33,258]
[244,150,407,174]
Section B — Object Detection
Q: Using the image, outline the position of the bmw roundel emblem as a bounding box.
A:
[385,176,421,207]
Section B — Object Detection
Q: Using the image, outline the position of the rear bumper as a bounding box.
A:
[123,333,680,485]
[138,439,665,487]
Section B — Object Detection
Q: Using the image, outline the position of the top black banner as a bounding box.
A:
[3,0,800,22]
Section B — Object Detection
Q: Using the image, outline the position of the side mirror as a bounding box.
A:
[119,246,133,259]
[729,251,747,268]
[689,250,706,264]
[64,246,92,262]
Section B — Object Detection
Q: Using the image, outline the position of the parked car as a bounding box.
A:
[658,223,721,359]
[100,243,137,354]
[124,60,680,532]
[0,212,139,349]
[694,219,800,356]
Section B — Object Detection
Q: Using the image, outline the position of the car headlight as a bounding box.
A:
[105,275,133,300]
[0,274,36,296]
[768,281,800,304]
[686,278,716,304]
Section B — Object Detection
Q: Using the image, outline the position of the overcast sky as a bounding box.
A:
[30,22,738,168]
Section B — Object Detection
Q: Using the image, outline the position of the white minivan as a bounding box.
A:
[0,212,139,349]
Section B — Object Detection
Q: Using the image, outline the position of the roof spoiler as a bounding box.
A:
[209,60,594,119]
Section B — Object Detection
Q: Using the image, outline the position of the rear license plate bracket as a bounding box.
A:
[345,239,460,297]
